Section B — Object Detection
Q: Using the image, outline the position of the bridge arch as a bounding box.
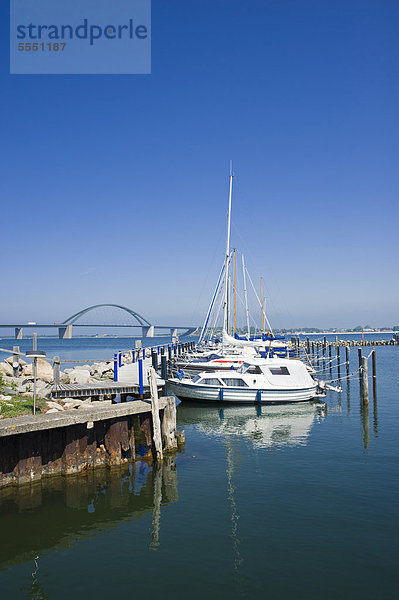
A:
[62,304,152,327]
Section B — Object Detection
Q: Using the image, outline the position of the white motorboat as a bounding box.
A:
[168,357,320,404]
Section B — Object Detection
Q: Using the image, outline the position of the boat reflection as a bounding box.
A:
[0,457,178,570]
[177,401,326,448]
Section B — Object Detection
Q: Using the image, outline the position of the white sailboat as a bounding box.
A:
[168,166,320,404]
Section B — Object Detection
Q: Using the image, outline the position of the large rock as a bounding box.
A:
[5,355,27,367]
[69,369,91,384]
[0,362,13,377]
[46,401,64,412]
[23,359,53,384]
[92,362,113,376]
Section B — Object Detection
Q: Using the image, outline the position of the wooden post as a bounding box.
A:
[33,332,37,351]
[337,345,341,379]
[329,344,332,373]
[53,356,60,387]
[152,349,158,371]
[12,346,19,378]
[358,348,363,388]
[161,354,167,382]
[148,367,163,462]
[345,345,350,376]
[371,350,377,400]
[361,356,369,405]
[161,396,178,451]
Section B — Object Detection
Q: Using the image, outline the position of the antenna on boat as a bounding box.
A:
[233,248,237,335]
[242,254,250,338]
[222,163,233,341]
[261,277,264,333]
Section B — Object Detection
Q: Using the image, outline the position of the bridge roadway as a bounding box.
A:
[0,323,198,339]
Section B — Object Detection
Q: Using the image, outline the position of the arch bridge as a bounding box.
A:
[0,304,197,339]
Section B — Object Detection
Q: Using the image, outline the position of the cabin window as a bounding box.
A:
[201,378,223,385]
[269,366,290,375]
[221,378,249,387]
[192,375,201,383]
[247,365,262,374]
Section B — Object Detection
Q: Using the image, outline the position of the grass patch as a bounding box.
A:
[0,396,46,419]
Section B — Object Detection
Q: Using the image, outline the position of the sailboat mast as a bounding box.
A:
[261,277,264,333]
[242,255,250,338]
[233,248,236,335]
[222,165,233,336]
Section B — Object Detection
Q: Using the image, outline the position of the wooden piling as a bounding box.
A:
[358,348,363,388]
[53,356,60,387]
[371,350,377,399]
[161,397,178,451]
[148,367,163,462]
[12,346,19,378]
[345,345,349,376]
[361,356,369,405]
[337,345,341,379]
[33,332,37,351]
[329,344,332,373]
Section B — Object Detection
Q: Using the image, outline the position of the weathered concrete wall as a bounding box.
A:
[0,398,177,488]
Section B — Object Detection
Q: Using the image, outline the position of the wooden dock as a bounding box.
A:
[47,379,163,400]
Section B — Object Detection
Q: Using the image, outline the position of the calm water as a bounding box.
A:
[0,336,398,599]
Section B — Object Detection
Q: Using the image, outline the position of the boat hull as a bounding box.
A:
[167,380,317,405]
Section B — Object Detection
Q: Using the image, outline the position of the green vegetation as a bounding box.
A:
[0,395,46,419]
[0,373,45,418]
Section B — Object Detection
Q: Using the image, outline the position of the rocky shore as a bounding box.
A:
[0,352,138,417]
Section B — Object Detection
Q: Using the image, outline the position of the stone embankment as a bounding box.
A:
[0,352,137,417]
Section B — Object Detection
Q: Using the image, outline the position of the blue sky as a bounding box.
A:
[1,0,398,329]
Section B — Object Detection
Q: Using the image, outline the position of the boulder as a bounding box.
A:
[92,362,113,376]
[63,400,84,410]
[69,369,91,385]
[46,401,64,412]
[23,359,53,384]
[60,372,70,384]
[0,394,12,401]
[78,400,93,410]
[0,362,13,377]
[46,408,60,414]
[5,355,27,367]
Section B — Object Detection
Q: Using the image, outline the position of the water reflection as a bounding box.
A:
[0,457,178,571]
[178,402,325,449]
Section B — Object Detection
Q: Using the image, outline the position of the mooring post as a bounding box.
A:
[306,337,310,356]
[132,350,136,363]
[148,367,163,462]
[142,348,146,360]
[345,345,350,376]
[329,344,332,373]
[161,396,178,451]
[358,348,363,388]
[315,345,319,367]
[337,345,341,379]
[361,356,369,405]
[322,337,326,367]
[53,355,60,387]
[371,350,377,399]
[168,345,172,361]
[33,332,37,351]
[12,345,19,378]
[161,354,167,382]
[118,352,122,368]
[138,359,144,396]
[113,354,118,382]
[152,349,158,371]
